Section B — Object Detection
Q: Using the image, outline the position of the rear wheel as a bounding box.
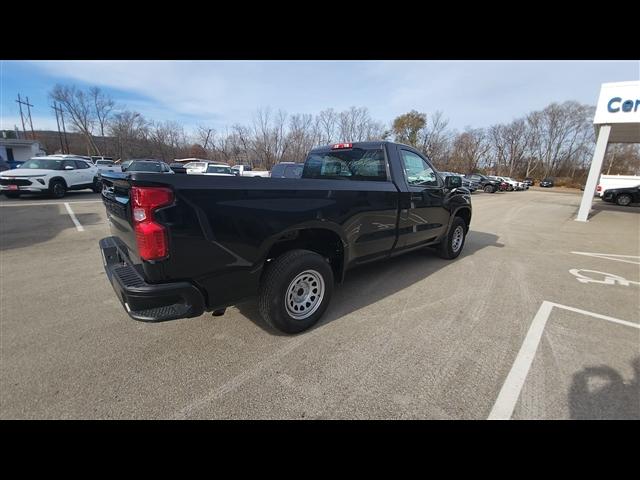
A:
[50,180,66,199]
[437,217,467,260]
[616,194,633,206]
[484,185,495,193]
[92,177,102,193]
[258,249,334,334]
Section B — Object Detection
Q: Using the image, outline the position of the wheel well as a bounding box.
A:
[455,208,471,232]
[49,177,67,188]
[264,228,345,281]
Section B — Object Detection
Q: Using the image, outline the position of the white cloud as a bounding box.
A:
[23,60,640,133]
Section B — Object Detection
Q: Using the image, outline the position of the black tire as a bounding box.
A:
[92,178,102,193]
[437,217,467,260]
[50,179,66,199]
[4,192,20,199]
[258,249,334,334]
[616,194,633,207]
[484,185,495,193]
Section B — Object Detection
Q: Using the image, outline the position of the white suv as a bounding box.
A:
[0,156,100,199]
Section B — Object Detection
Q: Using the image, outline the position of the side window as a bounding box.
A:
[75,160,90,169]
[400,150,439,187]
[285,165,303,178]
[62,160,76,170]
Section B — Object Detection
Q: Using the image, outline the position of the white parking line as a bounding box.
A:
[0,200,102,207]
[488,301,638,420]
[64,202,85,232]
[571,251,640,265]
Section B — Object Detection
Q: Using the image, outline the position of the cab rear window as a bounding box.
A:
[302,148,387,181]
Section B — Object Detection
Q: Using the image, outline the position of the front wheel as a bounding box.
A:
[258,249,334,334]
[484,185,495,193]
[437,217,467,260]
[50,180,66,199]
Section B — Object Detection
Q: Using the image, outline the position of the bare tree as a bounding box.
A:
[449,127,490,174]
[108,111,148,160]
[419,111,452,166]
[89,86,115,155]
[489,118,529,176]
[50,84,101,155]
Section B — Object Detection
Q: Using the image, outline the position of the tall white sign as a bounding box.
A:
[593,81,640,125]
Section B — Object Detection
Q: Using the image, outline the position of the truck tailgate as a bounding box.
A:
[100,172,140,264]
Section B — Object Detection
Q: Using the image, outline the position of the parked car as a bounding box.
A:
[91,156,114,164]
[465,174,502,193]
[184,161,210,175]
[488,176,510,191]
[503,177,527,191]
[201,163,235,176]
[602,185,640,206]
[271,162,304,179]
[95,159,122,174]
[493,176,518,191]
[523,177,534,186]
[540,178,554,187]
[169,163,188,174]
[98,141,472,333]
[125,160,174,174]
[595,174,640,197]
[0,156,100,198]
[231,164,270,177]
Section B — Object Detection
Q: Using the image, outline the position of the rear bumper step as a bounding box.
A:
[99,236,205,322]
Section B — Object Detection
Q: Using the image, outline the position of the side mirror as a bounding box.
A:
[64,165,75,170]
[445,175,462,189]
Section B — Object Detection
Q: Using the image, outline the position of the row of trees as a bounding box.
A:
[45,83,639,181]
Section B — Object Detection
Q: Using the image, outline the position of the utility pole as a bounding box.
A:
[203,128,212,149]
[15,94,35,140]
[15,94,27,138]
[25,96,35,139]
[59,105,70,153]
[52,102,65,153]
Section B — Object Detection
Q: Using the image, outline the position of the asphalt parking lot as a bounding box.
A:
[1,189,638,419]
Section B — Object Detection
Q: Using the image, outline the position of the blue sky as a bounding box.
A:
[1,60,638,136]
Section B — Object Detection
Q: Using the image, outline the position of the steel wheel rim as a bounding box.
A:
[451,226,464,252]
[285,269,324,320]
[618,195,631,206]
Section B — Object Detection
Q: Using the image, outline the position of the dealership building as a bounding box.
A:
[0,131,46,165]
[576,80,640,221]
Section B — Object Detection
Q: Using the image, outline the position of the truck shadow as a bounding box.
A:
[587,201,640,219]
[568,357,640,420]
[0,211,104,251]
[236,230,503,335]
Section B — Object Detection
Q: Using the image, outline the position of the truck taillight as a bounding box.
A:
[332,142,352,149]
[131,186,174,261]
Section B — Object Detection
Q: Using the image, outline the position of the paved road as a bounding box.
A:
[1,190,638,419]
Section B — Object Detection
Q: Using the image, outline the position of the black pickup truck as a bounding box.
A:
[99,141,472,333]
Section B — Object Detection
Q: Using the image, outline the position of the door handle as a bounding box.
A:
[411,192,424,201]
